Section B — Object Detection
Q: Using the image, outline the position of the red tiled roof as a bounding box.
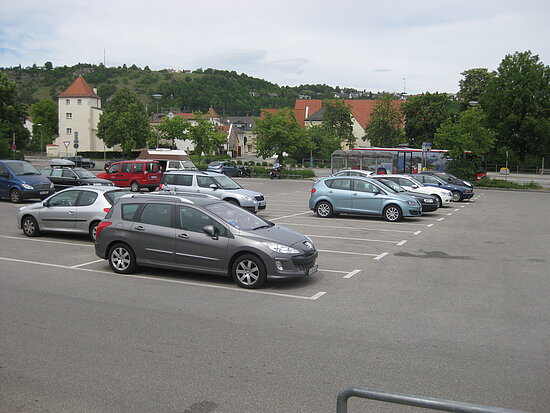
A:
[208,107,220,118]
[294,99,403,128]
[57,76,100,99]
[173,112,195,120]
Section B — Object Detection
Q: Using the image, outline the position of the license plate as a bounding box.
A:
[40,191,48,195]
[307,263,318,276]
[150,175,157,179]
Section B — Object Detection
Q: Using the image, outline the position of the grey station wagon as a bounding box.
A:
[159,170,266,212]
[95,193,317,288]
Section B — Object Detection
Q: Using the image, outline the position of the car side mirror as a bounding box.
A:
[412,184,418,189]
[209,184,218,190]
[203,224,219,240]
[373,188,380,195]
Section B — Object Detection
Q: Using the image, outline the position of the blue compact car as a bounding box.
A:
[0,160,55,203]
[409,173,474,202]
[309,176,422,222]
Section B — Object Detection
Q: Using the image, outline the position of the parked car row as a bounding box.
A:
[309,171,474,222]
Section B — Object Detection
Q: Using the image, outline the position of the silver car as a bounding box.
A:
[17,186,131,241]
[94,193,318,289]
[159,170,266,212]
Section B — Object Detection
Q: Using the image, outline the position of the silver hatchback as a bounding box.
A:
[159,170,266,212]
[94,193,317,288]
[17,186,131,240]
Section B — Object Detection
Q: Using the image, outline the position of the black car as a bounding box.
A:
[63,156,96,169]
[41,166,114,191]
[419,171,474,189]
[371,176,439,212]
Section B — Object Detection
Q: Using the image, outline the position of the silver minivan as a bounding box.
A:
[159,170,266,212]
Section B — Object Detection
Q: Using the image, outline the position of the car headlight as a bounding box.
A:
[261,242,299,254]
[424,198,434,203]
[241,195,255,202]
[22,183,34,190]
[50,182,55,189]
[406,200,417,205]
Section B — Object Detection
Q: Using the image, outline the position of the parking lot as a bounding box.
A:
[1,178,549,412]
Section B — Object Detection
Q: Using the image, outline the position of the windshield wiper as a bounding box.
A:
[252,222,275,230]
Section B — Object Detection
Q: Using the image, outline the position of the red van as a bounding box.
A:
[97,160,161,192]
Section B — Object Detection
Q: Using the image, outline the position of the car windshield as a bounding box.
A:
[407,176,425,187]
[204,202,272,231]
[377,179,405,192]
[211,175,242,190]
[371,180,397,194]
[74,169,97,178]
[9,161,40,176]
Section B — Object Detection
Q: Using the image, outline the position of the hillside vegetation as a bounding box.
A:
[2,63,375,116]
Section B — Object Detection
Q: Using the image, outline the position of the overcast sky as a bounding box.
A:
[1,0,548,95]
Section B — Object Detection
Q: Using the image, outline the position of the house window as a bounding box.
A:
[66,113,72,119]
[77,99,82,105]
[66,99,70,105]
[67,128,72,135]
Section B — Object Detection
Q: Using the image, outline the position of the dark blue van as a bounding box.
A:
[0,160,55,203]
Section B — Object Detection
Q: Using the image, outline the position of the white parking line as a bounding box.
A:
[397,240,407,246]
[343,269,361,279]
[0,235,92,247]
[0,256,327,301]
[70,259,104,268]
[447,213,453,216]
[270,211,311,221]
[307,234,406,244]
[278,222,420,234]
[413,231,422,235]
[438,218,445,221]
[374,252,389,260]
[454,209,460,211]
[318,249,381,257]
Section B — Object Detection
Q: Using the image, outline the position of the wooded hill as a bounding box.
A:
[1,63,380,116]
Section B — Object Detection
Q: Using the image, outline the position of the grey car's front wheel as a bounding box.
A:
[22,216,40,237]
[130,181,140,192]
[315,201,333,218]
[383,205,403,222]
[232,254,267,289]
[108,243,137,274]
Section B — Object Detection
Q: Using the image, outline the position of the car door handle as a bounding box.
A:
[69,210,75,214]
[178,233,189,239]
[134,226,145,231]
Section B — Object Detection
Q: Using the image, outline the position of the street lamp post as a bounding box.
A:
[37,123,44,156]
[152,94,162,114]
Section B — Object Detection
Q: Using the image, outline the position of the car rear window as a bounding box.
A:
[121,203,140,221]
[146,162,160,172]
[133,163,144,173]
[104,190,132,205]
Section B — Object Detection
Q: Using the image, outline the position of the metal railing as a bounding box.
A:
[336,386,534,413]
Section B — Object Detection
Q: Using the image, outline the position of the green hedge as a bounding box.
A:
[476,177,543,190]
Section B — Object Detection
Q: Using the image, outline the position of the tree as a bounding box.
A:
[29,98,58,151]
[481,51,550,170]
[306,125,340,161]
[153,115,191,148]
[364,92,405,147]
[402,92,457,148]
[0,72,30,157]
[254,108,309,164]
[187,112,225,164]
[97,88,151,156]
[456,68,495,110]
[321,100,355,148]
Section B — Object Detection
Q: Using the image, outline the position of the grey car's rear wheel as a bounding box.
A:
[130,181,140,192]
[315,201,333,218]
[451,190,462,202]
[10,188,22,203]
[232,254,267,289]
[22,216,40,237]
[383,205,403,222]
[108,243,137,274]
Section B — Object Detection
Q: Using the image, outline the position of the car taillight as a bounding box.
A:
[103,208,111,213]
[95,221,112,239]
[311,188,316,193]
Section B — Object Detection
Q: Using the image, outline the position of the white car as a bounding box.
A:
[380,174,453,207]
[331,169,374,177]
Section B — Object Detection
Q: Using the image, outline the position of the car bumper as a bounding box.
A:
[21,188,55,200]
[265,251,319,279]
[421,204,439,212]
[405,208,422,217]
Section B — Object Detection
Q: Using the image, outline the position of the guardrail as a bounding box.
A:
[336,386,534,413]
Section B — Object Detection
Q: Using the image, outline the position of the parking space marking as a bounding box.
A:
[70,259,104,268]
[277,222,421,234]
[296,216,434,227]
[343,269,361,279]
[0,235,93,248]
[455,208,460,211]
[318,249,381,257]
[438,218,445,221]
[308,234,406,245]
[446,213,453,216]
[0,256,327,301]
[374,252,389,260]
[397,240,407,246]
[270,211,311,221]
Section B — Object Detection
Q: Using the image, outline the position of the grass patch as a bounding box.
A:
[477,177,543,190]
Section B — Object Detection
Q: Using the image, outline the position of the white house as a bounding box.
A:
[53,76,104,156]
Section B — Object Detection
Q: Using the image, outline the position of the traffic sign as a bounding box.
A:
[63,141,70,148]
[422,142,432,151]
[74,143,79,149]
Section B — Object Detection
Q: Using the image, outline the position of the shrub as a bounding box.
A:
[476,177,542,190]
